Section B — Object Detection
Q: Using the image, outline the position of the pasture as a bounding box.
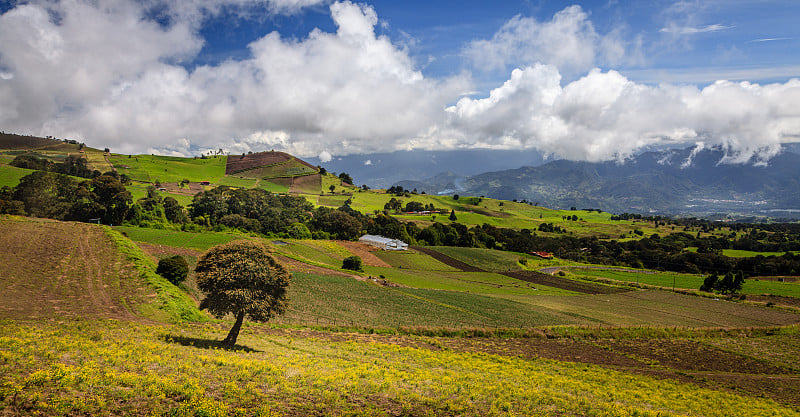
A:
[574,267,800,298]
[4,319,799,416]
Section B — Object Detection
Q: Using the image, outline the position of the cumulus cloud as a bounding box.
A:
[462,5,626,78]
[446,66,800,163]
[0,1,798,166]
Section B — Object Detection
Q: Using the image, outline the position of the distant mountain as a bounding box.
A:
[305,148,545,189]
[393,146,800,217]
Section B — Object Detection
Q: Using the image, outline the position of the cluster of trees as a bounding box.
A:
[10,153,126,181]
[383,198,437,213]
[700,271,745,294]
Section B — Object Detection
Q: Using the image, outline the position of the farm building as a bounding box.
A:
[359,235,408,251]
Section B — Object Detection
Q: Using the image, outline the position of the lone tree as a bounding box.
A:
[449,209,457,221]
[195,240,290,346]
[156,255,189,285]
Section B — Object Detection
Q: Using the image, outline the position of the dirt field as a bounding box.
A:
[337,241,392,267]
[225,151,293,175]
[0,217,153,320]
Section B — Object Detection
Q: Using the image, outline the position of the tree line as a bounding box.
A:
[2,165,799,278]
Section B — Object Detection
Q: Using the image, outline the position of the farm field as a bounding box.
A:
[109,154,227,184]
[113,226,244,251]
[3,216,800,414]
[573,267,800,298]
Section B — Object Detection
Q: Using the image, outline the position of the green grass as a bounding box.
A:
[426,246,534,272]
[104,227,206,322]
[514,290,800,327]
[279,273,581,328]
[110,154,226,184]
[4,319,797,416]
[374,250,460,271]
[113,226,243,251]
[723,249,798,257]
[576,268,800,298]
[272,240,347,269]
[0,164,36,188]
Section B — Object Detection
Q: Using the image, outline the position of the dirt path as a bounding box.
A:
[501,270,630,295]
[276,255,362,279]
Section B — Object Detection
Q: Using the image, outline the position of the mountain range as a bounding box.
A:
[389,146,800,218]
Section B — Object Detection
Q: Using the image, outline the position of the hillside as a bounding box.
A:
[0,216,203,322]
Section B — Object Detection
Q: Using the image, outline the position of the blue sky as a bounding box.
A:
[0,0,798,163]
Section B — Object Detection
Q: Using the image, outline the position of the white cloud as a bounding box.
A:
[1,0,799,167]
[363,159,372,165]
[446,66,800,163]
[318,150,332,163]
[659,24,732,35]
[463,5,627,78]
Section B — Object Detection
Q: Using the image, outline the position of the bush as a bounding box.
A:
[342,256,363,271]
[156,255,189,285]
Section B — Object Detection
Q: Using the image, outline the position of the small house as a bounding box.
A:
[200,181,211,186]
[359,234,408,251]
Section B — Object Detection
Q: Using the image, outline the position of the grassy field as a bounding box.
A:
[109,154,227,184]
[0,164,36,188]
[574,267,800,298]
[5,319,799,416]
[114,226,244,251]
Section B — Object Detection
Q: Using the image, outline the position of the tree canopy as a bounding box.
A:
[195,240,290,346]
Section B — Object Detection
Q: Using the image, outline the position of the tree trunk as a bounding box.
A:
[223,311,245,346]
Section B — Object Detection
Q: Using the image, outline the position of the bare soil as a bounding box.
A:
[411,246,485,272]
[225,151,293,175]
[288,173,321,194]
[337,241,392,268]
[0,217,153,321]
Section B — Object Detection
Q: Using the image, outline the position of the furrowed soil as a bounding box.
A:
[0,217,153,320]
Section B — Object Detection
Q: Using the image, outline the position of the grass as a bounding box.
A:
[109,154,227,184]
[280,273,586,328]
[374,250,461,271]
[113,226,244,251]
[575,268,800,298]
[723,249,799,257]
[0,165,36,188]
[2,318,799,416]
[514,290,800,327]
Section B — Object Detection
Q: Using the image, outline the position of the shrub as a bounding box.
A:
[342,256,363,271]
[156,255,189,285]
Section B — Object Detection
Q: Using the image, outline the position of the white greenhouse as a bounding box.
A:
[358,234,408,251]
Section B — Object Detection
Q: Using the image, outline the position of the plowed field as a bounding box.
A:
[0,217,152,320]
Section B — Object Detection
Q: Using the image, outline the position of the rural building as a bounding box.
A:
[530,251,554,259]
[359,234,408,251]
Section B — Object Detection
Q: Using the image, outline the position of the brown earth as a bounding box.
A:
[337,241,392,268]
[0,133,80,151]
[411,246,485,272]
[288,173,322,194]
[501,270,631,295]
[0,217,153,321]
[275,255,363,279]
[225,151,293,175]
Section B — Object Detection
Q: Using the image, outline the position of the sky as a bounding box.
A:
[1,0,799,164]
